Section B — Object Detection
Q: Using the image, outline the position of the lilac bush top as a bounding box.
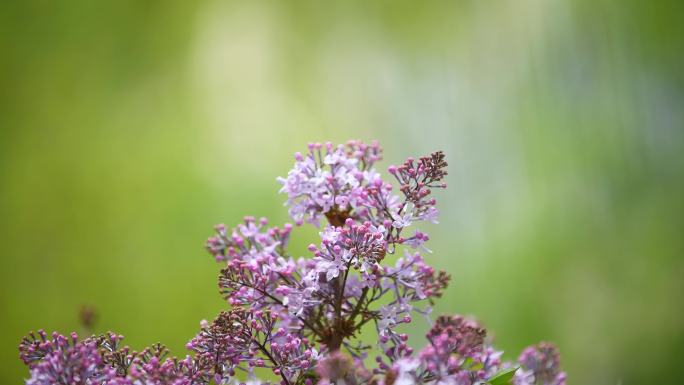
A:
[19,140,565,385]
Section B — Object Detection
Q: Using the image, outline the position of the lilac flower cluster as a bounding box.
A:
[19,331,114,385]
[516,343,566,385]
[186,309,316,384]
[19,140,565,385]
[19,331,207,385]
[276,141,382,227]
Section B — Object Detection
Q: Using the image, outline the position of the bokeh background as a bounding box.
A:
[1,0,683,384]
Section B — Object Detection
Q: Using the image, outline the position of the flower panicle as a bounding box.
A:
[20,140,564,385]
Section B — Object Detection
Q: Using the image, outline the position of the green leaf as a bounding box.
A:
[486,367,518,385]
[462,357,484,371]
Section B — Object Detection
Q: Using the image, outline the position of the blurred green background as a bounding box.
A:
[1,1,683,384]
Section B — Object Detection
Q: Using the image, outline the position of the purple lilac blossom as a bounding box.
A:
[19,140,565,385]
[515,343,566,385]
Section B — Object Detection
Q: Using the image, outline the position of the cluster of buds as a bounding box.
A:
[185,310,253,381]
[517,343,566,385]
[19,331,113,385]
[186,309,316,384]
[387,151,446,225]
[19,140,565,385]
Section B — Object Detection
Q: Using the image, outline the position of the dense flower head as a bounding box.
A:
[21,332,113,385]
[185,310,252,381]
[418,317,487,382]
[426,316,486,359]
[20,140,565,385]
[309,218,387,282]
[277,140,383,227]
[276,141,446,252]
[515,343,566,385]
[185,308,315,384]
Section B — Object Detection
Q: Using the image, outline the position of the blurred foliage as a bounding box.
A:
[1,1,683,384]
